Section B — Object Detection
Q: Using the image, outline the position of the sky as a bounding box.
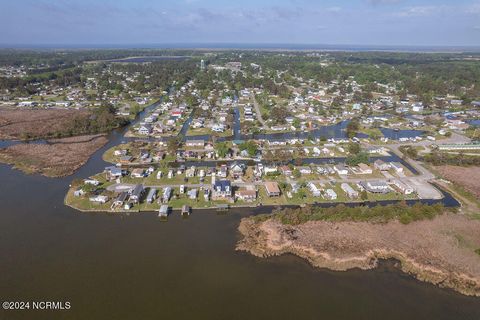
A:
[1,0,479,47]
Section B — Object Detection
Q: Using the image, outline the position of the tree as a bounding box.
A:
[348,142,361,155]
[239,141,258,157]
[346,152,369,166]
[215,142,230,158]
[346,119,360,138]
[167,137,181,155]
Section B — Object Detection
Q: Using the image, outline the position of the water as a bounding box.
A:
[0,100,478,319]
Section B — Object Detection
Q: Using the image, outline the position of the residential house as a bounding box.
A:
[374,159,390,171]
[360,181,390,194]
[185,139,205,148]
[235,189,257,202]
[334,164,349,175]
[357,163,373,175]
[391,180,414,195]
[324,189,337,200]
[129,184,145,203]
[265,182,281,197]
[390,162,404,173]
[212,180,233,201]
[146,188,157,204]
[341,183,358,199]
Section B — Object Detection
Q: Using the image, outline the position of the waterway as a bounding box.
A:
[0,100,479,319]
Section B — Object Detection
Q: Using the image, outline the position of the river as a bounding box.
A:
[0,101,479,319]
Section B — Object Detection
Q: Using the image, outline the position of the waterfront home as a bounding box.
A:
[162,187,172,203]
[265,182,281,197]
[185,140,205,148]
[324,189,337,200]
[334,164,349,175]
[212,124,225,132]
[89,195,109,204]
[119,155,133,164]
[360,181,390,194]
[84,179,100,186]
[212,180,233,201]
[73,189,85,197]
[390,162,404,173]
[105,166,124,179]
[374,159,390,171]
[113,192,129,207]
[341,183,358,199]
[138,124,152,135]
[146,188,157,204]
[391,180,414,195]
[129,184,145,203]
[235,189,257,202]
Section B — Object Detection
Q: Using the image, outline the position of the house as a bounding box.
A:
[84,179,100,186]
[212,124,225,132]
[146,188,157,204]
[357,163,373,175]
[390,162,404,173]
[235,189,257,202]
[113,192,129,207]
[131,168,145,178]
[230,162,245,178]
[265,182,281,197]
[360,181,390,194]
[374,159,390,171]
[212,180,233,201]
[334,164,349,175]
[279,165,293,176]
[324,189,337,200]
[185,166,196,178]
[185,139,205,148]
[89,195,109,204]
[217,164,228,178]
[391,180,414,195]
[119,155,133,164]
[129,184,145,203]
[105,166,123,179]
[162,187,172,203]
[298,166,313,175]
[341,183,358,199]
[307,182,321,197]
[138,124,152,135]
[187,188,198,200]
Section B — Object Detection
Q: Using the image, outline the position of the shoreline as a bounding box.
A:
[236,215,480,297]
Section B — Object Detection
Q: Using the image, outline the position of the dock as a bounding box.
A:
[159,205,169,218]
[181,205,190,216]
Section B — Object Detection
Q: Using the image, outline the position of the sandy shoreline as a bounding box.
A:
[236,214,480,297]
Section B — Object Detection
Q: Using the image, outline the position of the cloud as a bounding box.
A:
[395,5,445,17]
[367,0,403,5]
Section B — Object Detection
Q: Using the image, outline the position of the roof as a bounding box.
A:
[214,180,231,191]
[236,189,256,197]
[265,182,280,194]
